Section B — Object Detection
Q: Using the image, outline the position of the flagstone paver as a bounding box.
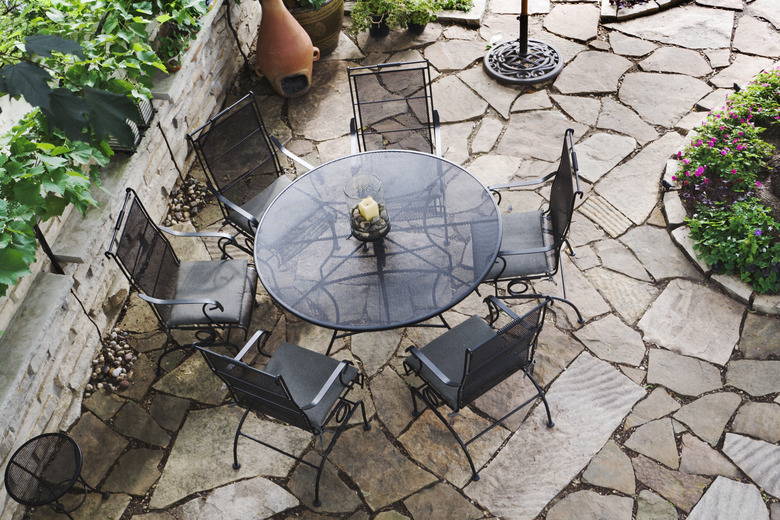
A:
[636,489,678,520]
[581,440,636,494]
[609,31,658,56]
[113,401,171,447]
[582,267,659,324]
[624,388,681,429]
[102,448,163,496]
[174,477,299,520]
[723,434,780,499]
[748,0,780,28]
[625,418,680,469]
[679,433,740,478]
[639,47,713,76]
[68,412,128,487]
[673,392,741,446]
[605,6,734,49]
[710,54,775,89]
[464,353,644,520]
[725,360,780,396]
[403,482,483,520]
[287,453,361,513]
[553,51,632,94]
[498,110,587,162]
[575,133,636,184]
[620,225,702,280]
[82,390,125,421]
[730,402,780,443]
[511,90,552,112]
[597,97,659,145]
[551,94,601,126]
[330,426,437,511]
[573,314,645,365]
[593,239,650,282]
[149,406,311,509]
[646,348,722,397]
[544,4,600,42]
[546,490,633,520]
[633,455,711,512]
[619,72,711,127]
[471,117,504,154]
[740,313,780,359]
[687,477,770,520]
[638,279,744,365]
[734,16,780,58]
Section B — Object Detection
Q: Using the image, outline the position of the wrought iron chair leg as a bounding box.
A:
[358,400,371,431]
[412,387,480,481]
[325,330,339,356]
[524,370,554,428]
[233,409,251,470]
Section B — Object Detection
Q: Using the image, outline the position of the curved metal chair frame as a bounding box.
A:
[106,188,257,372]
[197,330,371,507]
[187,91,313,255]
[403,296,553,481]
[480,128,584,323]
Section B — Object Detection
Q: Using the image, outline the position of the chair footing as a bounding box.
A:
[547,420,555,428]
[471,473,480,481]
[313,499,322,507]
[233,462,241,470]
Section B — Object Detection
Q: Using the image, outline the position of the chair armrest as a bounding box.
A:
[488,170,557,192]
[299,361,350,411]
[204,182,260,232]
[350,118,359,154]
[159,225,238,242]
[234,330,269,361]
[406,346,459,387]
[268,134,314,171]
[137,293,224,312]
[497,243,556,257]
[485,295,520,320]
[432,110,442,157]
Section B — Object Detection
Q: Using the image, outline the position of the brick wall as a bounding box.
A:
[0,1,260,516]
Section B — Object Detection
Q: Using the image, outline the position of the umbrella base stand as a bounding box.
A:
[484,38,564,85]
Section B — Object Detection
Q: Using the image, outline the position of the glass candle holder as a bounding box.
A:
[344,174,390,241]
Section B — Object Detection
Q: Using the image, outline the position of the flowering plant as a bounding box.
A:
[677,66,780,293]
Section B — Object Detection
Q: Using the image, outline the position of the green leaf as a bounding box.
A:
[12,179,42,208]
[24,35,85,59]
[39,155,68,169]
[41,194,69,220]
[42,88,90,142]
[0,248,31,286]
[83,87,142,147]
[0,62,53,112]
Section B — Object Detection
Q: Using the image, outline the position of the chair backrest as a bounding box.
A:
[548,128,581,248]
[458,299,548,408]
[106,188,179,324]
[348,60,437,154]
[197,347,315,433]
[187,92,283,214]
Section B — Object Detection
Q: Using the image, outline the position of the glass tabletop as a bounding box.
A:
[254,150,502,332]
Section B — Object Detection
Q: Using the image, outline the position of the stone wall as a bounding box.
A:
[0,1,260,517]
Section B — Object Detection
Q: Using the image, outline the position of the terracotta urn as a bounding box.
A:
[255,0,320,98]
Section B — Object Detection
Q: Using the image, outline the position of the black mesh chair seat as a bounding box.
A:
[403,297,554,481]
[479,128,584,324]
[404,315,495,409]
[264,342,359,430]
[169,259,256,328]
[4,433,108,518]
[188,92,312,255]
[106,188,258,373]
[485,211,552,280]
[227,175,293,235]
[197,331,370,507]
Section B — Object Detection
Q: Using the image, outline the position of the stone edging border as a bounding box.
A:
[600,0,687,22]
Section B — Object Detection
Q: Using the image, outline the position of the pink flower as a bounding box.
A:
[695,166,705,175]
[738,131,744,136]
[676,151,682,159]
[737,144,744,151]
[683,158,690,165]
[721,149,729,156]
[671,175,677,181]
[757,181,762,187]
[732,169,737,174]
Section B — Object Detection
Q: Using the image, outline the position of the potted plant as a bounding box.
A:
[402,0,439,34]
[349,0,403,38]
[283,0,344,56]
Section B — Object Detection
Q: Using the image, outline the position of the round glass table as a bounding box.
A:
[254,150,502,346]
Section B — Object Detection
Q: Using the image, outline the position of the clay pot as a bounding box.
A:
[290,0,344,57]
[255,0,320,98]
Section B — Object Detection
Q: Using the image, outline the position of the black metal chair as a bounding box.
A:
[187,91,313,255]
[474,128,584,323]
[403,296,553,482]
[196,330,371,507]
[105,188,258,371]
[4,433,109,519]
[348,59,441,155]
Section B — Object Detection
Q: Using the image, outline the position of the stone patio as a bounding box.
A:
[20,0,780,519]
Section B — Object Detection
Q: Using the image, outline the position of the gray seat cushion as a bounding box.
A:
[228,175,293,234]
[487,210,552,280]
[405,315,496,409]
[264,342,359,430]
[169,259,256,327]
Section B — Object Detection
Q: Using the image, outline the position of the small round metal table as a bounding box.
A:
[253,150,502,352]
[4,433,108,519]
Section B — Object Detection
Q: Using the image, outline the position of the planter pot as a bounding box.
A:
[290,0,344,57]
[368,16,390,38]
[256,0,320,98]
[407,22,426,34]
